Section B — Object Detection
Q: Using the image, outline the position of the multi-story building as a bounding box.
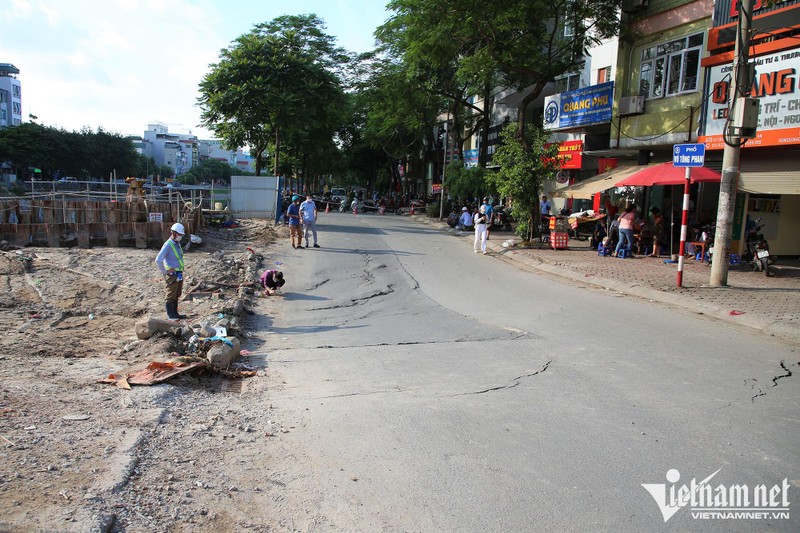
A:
[698,0,800,257]
[137,123,256,178]
[552,1,716,218]
[0,63,22,128]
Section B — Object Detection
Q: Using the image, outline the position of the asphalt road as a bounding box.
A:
[260,211,800,532]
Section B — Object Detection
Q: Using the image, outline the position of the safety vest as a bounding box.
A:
[167,239,184,271]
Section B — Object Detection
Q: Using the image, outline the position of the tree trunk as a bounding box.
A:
[479,81,492,168]
[273,128,281,178]
[517,84,543,152]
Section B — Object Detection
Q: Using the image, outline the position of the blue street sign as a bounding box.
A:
[672,143,706,167]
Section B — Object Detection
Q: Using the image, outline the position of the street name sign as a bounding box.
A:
[672,143,706,167]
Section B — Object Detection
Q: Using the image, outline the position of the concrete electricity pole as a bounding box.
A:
[710,0,754,286]
[439,110,450,221]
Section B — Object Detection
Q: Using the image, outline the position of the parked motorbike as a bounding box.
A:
[743,218,776,276]
[490,205,513,231]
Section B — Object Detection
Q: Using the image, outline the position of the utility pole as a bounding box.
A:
[710,0,754,286]
[439,109,450,220]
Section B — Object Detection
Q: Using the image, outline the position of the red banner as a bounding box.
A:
[546,140,584,169]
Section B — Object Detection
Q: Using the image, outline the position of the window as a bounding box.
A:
[1,109,6,120]
[12,102,21,115]
[0,92,6,103]
[639,32,703,99]
[12,85,20,98]
[597,66,612,84]
[556,74,581,93]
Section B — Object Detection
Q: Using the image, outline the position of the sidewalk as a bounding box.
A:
[413,215,800,346]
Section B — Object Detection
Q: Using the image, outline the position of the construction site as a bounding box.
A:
[0,177,293,531]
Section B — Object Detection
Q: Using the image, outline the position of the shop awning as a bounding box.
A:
[739,160,800,195]
[614,162,721,187]
[551,163,647,199]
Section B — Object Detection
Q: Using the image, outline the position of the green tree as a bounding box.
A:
[488,124,559,241]
[0,122,63,180]
[198,14,348,177]
[182,158,235,185]
[445,165,488,205]
[356,56,444,193]
[378,1,501,166]
[159,164,175,180]
[379,0,621,150]
[135,154,157,180]
[82,127,140,179]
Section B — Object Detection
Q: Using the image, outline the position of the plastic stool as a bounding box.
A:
[617,249,630,258]
[598,245,610,256]
[729,254,741,265]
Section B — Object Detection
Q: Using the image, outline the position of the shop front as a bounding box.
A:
[699,0,800,256]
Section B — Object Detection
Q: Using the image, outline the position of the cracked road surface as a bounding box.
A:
[251,212,799,531]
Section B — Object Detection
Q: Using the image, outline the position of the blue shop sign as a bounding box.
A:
[544,82,614,130]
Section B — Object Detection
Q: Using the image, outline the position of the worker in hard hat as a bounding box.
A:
[286,195,303,248]
[154,222,188,320]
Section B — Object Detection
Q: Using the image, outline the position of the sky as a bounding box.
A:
[2,0,392,139]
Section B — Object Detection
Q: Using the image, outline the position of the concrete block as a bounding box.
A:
[135,317,184,339]
[207,337,241,367]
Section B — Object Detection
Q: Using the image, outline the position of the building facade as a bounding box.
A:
[136,123,256,178]
[0,63,22,128]
[698,0,800,256]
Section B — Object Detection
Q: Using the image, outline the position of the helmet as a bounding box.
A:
[461,207,468,211]
[479,205,486,214]
[170,222,185,235]
[292,195,300,202]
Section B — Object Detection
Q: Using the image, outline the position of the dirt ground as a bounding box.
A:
[0,219,307,532]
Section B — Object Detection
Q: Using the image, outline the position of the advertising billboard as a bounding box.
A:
[700,47,800,149]
[543,82,614,130]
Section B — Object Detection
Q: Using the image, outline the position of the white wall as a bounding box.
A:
[230,175,279,219]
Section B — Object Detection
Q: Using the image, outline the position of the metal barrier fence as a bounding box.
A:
[0,190,202,248]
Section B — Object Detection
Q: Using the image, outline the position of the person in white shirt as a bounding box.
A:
[473,205,488,254]
[299,194,320,248]
[458,207,473,231]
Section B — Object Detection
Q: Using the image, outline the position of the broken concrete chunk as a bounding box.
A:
[135,318,185,340]
[221,299,245,317]
[206,337,241,368]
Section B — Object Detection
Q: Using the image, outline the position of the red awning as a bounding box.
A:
[615,162,721,187]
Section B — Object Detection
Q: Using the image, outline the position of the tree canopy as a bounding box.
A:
[0,123,141,181]
[198,14,348,178]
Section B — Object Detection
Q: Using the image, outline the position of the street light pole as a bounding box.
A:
[439,110,449,221]
[710,0,753,286]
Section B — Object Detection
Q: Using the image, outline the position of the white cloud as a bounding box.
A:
[5,0,389,138]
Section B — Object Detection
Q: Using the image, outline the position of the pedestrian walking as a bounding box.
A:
[154,222,188,319]
[474,205,489,254]
[287,195,303,248]
[300,194,319,248]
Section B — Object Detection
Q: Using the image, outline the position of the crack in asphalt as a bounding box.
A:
[317,388,406,400]
[309,336,528,350]
[453,359,552,396]
[306,278,330,291]
[748,360,797,403]
[306,285,395,310]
